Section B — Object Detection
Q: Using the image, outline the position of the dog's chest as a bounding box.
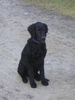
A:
[29,43,46,59]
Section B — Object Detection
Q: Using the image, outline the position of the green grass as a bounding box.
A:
[25,0,75,18]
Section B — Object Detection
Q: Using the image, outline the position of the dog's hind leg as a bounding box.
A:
[18,62,28,83]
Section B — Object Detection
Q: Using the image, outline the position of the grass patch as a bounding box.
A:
[25,0,75,18]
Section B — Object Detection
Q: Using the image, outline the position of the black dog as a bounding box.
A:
[18,22,49,88]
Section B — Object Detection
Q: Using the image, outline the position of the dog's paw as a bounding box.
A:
[45,78,49,82]
[30,82,37,88]
[22,78,28,83]
[41,78,49,86]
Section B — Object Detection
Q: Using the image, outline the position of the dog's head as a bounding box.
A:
[28,22,48,43]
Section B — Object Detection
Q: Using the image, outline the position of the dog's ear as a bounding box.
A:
[27,24,36,37]
[44,24,48,33]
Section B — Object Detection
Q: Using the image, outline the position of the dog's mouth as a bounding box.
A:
[37,37,46,43]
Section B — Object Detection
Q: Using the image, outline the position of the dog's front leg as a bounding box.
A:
[40,60,49,86]
[28,68,37,88]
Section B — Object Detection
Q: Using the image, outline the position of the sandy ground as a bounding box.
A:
[0,0,75,100]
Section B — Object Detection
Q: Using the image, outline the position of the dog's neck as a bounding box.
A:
[28,38,45,44]
[31,38,40,44]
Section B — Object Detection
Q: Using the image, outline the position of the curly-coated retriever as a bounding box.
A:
[18,22,49,88]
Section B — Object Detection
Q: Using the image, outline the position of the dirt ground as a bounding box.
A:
[0,0,75,100]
